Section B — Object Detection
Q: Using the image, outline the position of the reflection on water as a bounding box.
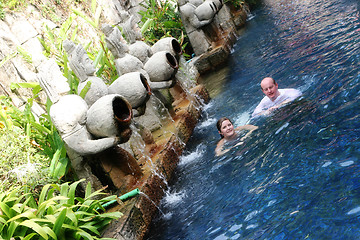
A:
[146,0,360,239]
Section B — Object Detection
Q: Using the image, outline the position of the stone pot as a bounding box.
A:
[114,53,144,76]
[151,37,182,59]
[108,72,152,109]
[213,0,223,11]
[129,41,152,63]
[50,94,117,155]
[144,51,179,82]
[77,76,108,106]
[86,94,133,140]
[194,1,217,21]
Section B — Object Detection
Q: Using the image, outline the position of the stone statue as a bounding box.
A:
[63,40,108,106]
[122,16,143,44]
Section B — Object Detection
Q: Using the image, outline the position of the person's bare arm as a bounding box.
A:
[236,125,258,141]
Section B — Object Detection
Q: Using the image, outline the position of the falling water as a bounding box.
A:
[139,191,166,216]
[149,95,174,125]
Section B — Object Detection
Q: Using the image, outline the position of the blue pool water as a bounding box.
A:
[146,0,360,239]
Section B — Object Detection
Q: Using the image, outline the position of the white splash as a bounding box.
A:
[197,117,217,129]
[268,200,277,206]
[347,206,360,215]
[213,233,228,240]
[229,224,242,232]
[234,112,251,126]
[275,122,289,135]
[245,224,258,229]
[340,160,354,167]
[321,161,332,167]
[244,210,260,221]
[163,190,186,207]
[179,144,205,166]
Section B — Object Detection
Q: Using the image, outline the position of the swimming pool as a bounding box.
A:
[146,0,360,239]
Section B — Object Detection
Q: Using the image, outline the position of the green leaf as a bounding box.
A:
[75,229,93,240]
[8,210,36,222]
[20,220,49,240]
[39,184,52,205]
[80,223,100,235]
[68,180,85,205]
[85,182,92,199]
[53,207,67,236]
[79,81,92,99]
[7,221,19,239]
[49,149,61,177]
[22,232,37,240]
[10,82,40,91]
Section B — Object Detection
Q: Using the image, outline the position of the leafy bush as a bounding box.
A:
[0,180,122,240]
[138,0,193,57]
[1,91,69,183]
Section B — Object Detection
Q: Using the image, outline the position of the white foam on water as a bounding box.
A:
[229,224,242,232]
[163,190,186,207]
[245,224,258,230]
[231,233,241,239]
[347,206,360,215]
[267,200,277,206]
[197,117,217,129]
[162,212,173,220]
[208,227,222,234]
[234,112,251,126]
[244,210,260,221]
[202,101,214,112]
[322,161,332,167]
[340,160,354,167]
[179,144,205,166]
[214,233,228,240]
[275,122,289,135]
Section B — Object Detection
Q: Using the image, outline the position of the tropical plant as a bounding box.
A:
[0,179,122,240]
[138,0,192,58]
[1,83,70,182]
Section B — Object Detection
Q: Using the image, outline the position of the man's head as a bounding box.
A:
[261,77,280,101]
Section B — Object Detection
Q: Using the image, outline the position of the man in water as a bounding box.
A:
[252,77,302,118]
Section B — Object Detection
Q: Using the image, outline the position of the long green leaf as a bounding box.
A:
[7,221,19,239]
[23,233,37,240]
[49,149,61,177]
[39,184,52,205]
[68,180,85,205]
[79,81,92,99]
[53,207,66,236]
[20,220,49,240]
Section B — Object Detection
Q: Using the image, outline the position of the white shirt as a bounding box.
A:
[252,88,302,118]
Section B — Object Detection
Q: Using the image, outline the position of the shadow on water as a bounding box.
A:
[146,0,360,239]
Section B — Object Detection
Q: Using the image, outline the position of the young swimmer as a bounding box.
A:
[215,117,258,156]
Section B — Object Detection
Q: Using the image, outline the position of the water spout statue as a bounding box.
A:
[50,95,120,155]
[108,72,151,117]
[144,51,179,83]
[63,40,108,106]
[151,37,182,60]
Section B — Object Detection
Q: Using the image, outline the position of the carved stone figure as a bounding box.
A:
[122,16,143,44]
[63,40,108,106]
[178,0,212,55]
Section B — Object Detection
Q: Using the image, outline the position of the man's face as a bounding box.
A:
[261,78,279,101]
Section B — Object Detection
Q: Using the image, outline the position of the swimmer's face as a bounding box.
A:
[219,119,235,139]
[261,78,279,101]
